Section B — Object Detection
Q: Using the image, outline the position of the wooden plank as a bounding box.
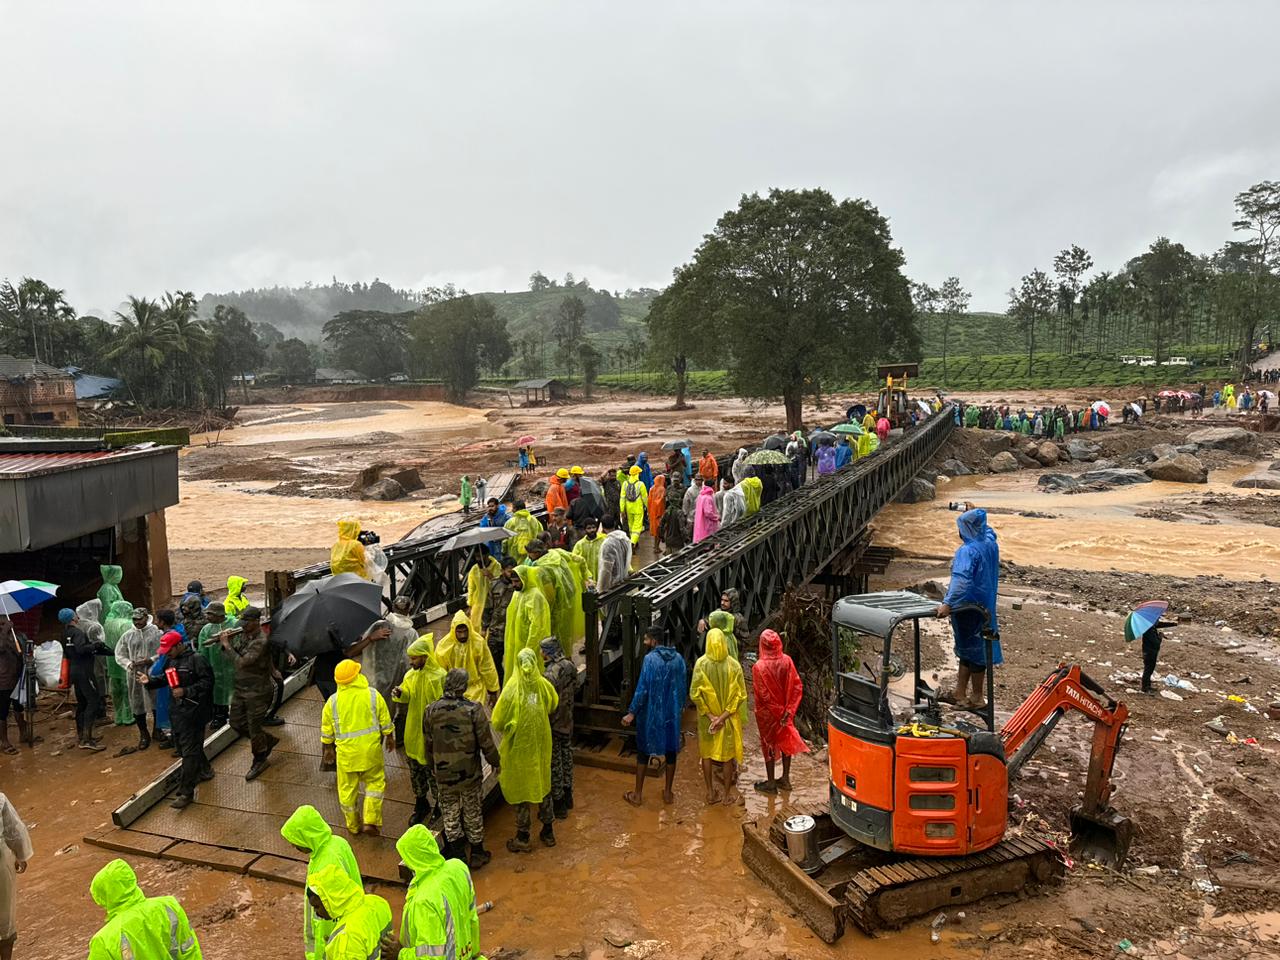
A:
[163,841,258,874]
[85,828,177,857]
[247,854,309,887]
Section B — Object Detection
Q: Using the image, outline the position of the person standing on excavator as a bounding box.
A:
[935,508,1002,709]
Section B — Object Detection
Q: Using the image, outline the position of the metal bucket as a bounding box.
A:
[783,814,822,874]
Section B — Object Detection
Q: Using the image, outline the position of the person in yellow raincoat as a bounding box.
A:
[465,554,502,636]
[305,863,392,960]
[280,804,362,960]
[435,611,500,706]
[223,575,251,618]
[330,520,368,578]
[392,635,447,826]
[619,465,648,546]
[492,647,559,852]
[740,475,763,516]
[572,516,604,582]
[856,427,875,459]
[88,859,202,960]
[556,545,588,647]
[1224,383,1237,410]
[502,565,551,680]
[524,540,581,657]
[320,660,394,835]
[503,500,543,561]
[386,825,484,960]
[689,628,746,805]
[862,410,877,433]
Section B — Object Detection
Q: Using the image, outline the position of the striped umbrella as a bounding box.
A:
[0,579,60,616]
[1124,600,1169,643]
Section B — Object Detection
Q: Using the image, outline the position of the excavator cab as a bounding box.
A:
[828,591,1007,858]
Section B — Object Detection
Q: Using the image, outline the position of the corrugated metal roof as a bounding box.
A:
[0,355,71,380]
[0,449,119,476]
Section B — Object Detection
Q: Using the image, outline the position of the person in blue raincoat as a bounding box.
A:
[935,508,1002,709]
[636,451,654,489]
[680,446,693,485]
[620,624,687,807]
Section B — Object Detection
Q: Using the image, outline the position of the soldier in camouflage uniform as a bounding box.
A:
[540,637,578,819]
[482,556,517,683]
[218,607,279,781]
[423,668,500,869]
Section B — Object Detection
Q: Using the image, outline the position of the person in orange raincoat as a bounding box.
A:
[545,469,570,515]
[698,450,719,483]
[648,474,667,539]
[751,629,808,794]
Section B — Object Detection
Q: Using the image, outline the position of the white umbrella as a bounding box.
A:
[1092,400,1112,417]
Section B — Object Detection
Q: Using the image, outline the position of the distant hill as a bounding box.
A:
[919,311,1019,357]
[199,280,656,345]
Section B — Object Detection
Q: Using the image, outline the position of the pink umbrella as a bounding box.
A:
[517,435,536,446]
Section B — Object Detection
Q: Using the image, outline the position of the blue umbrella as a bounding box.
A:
[1125,600,1168,643]
[0,579,60,616]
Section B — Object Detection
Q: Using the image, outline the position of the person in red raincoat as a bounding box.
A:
[875,416,890,443]
[752,629,808,793]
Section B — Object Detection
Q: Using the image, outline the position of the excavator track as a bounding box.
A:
[743,806,1064,940]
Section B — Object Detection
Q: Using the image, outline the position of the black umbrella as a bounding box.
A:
[661,439,692,451]
[440,526,511,552]
[270,573,383,656]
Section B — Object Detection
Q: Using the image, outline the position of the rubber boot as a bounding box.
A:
[153,725,171,748]
[469,843,492,870]
[409,798,430,827]
[553,795,569,820]
[563,788,574,811]
[506,831,531,854]
[540,823,556,847]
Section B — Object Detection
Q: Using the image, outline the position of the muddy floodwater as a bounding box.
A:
[879,467,1280,579]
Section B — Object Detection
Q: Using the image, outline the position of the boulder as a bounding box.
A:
[1079,468,1152,488]
[1015,451,1040,468]
[1034,441,1061,466]
[1150,443,1178,461]
[940,458,973,477]
[387,467,424,493]
[898,478,937,504]
[529,479,550,496]
[989,451,1019,473]
[1268,459,1280,472]
[362,478,406,501]
[1186,427,1258,456]
[1037,473,1080,493]
[1233,473,1280,490]
[1145,453,1209,484]
[1066,438,1101,462]
[919,468,940,485]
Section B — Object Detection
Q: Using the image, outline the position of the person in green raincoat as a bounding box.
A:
[555,546,588,648]
[492,647,558,853]
[689,628,747,805]
[103,600,136,726]
[392,635,447,826]
[964,404,980,428]
[856,428,874,459]
[384,825,484,960]
[525,540,580,657]
[224,575,251,618]
[503,500,543,561]
[280,804,362,960]
[196,601,238,729]
[96,565,124,614]
[87,858,202,959]
[306,863,392,960]
[502,565,551,680]
[740,475,763,516]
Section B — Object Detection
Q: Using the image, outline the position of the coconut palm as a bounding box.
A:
[107,296,175,408]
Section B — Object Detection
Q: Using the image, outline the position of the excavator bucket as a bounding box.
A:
[1069,806,1133,868]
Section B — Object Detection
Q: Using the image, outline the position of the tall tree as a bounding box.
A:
[106,296,175,408]
[552,295,586,375]
[578,342,602,398]
[646,267,722,409]
[936,277,970,386]
[206,304,263,406]
[1053,245,1093,353]
[910,281,939,356]
[528,271,551,292]
[648,188,918,429]
[409,295,510,401]
[273,338,316,382]
[322,309,409,381]
[1008,269,1054,376]
[1231,180,1280,371]
[1124,237,1195,365]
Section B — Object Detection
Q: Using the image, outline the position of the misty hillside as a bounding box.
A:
[198,280,657,343]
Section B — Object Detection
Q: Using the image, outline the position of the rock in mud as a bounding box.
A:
[1233,473,1280,490]
[1268,459,1280,472]
[1015,451,1040,468]
[1038,473,1080,493]
[1034,441,1060,466]
[1079,467,1152,488]
[1186,427,1258,455]
[362,478,406,501]
[898,478,936,503]
[387,467,424,492]
[940,458,973,476]
[1066,438,1101,462]
[989,451,1019,473]
[1145,453,1209,484]
[1150,443,1178,461]
[529,479,549,496]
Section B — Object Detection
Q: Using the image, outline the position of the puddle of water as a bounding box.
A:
[878,469,1280,580]
[192,400,504,446]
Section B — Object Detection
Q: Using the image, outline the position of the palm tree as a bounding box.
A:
[162,291,208,406]
[107,296,175,408]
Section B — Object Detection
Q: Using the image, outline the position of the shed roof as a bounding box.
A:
[514,378,564,389]
[0,355,70,380]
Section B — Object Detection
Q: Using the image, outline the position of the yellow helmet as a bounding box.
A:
[570,465,584,475]
[334,659,361,685]
[556,468,570,479]
[629,465,641,476]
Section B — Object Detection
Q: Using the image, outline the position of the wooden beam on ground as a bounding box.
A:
[111,661,314,828]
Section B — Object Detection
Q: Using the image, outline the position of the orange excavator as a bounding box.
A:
[742,590,1132,941]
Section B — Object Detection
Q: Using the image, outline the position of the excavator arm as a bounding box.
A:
[999,664,1133,866]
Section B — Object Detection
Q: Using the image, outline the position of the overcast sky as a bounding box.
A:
[2,1,1277,316]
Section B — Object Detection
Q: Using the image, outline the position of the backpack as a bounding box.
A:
[624,481,642,503]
